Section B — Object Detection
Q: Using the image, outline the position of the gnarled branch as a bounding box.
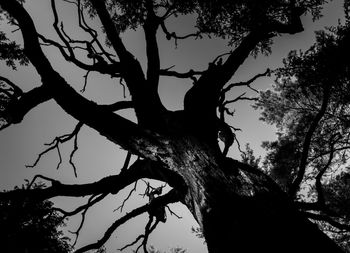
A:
[74,188,182,253]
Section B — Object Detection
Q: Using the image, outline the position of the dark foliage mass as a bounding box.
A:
[256,21,350,251]
[0,184,72,253]
[0,0,350,252]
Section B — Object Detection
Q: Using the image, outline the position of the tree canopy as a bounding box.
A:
[255,20,350,251]
[0,183,72,253]
[0,0,349,252]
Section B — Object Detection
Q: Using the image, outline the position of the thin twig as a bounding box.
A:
[114,180,138,212]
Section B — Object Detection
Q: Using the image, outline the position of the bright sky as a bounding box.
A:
[0,1,345,252]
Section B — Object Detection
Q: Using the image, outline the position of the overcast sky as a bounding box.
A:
[0,1,345,252]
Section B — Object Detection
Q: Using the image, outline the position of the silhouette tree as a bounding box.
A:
[0,0,348,252]
[0,183,72,253]
[255,21,350,252]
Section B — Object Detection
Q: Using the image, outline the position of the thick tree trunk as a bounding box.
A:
[164,141,344,253]
[200,181,343,252]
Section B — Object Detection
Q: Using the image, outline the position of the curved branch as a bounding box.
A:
[56,193,108,218]
[74,188,182,253]
[38,33,122,75]
[289,88,330,197]
[223,92,257,106]
[0,159,186,202]
[76,0,115,63]
[160,21,203,47]
[50,0,120,74]
[69,193,109,246]
[4,85,52,126]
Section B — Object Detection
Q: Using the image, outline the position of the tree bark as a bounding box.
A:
[140,131,344,253]
[172,147,344,253]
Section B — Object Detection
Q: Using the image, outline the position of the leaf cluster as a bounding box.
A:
[0,31,28,69]
[0,183,72,253]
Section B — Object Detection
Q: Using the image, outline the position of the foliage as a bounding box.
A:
[255,21,350,248]
[0,183,72,253]
[240,143,261,169]
[319,171,350,252]
[255,23,350,185]
[0,31,28,69]
[83,0,327,52]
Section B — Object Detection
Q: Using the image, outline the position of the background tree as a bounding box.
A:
[0,0,348,252]
[0,182,72,253]
[255,19,350,251]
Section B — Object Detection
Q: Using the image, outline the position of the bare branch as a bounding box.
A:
[68,193,108,246]
[55,193,108,218]
[70,127,80,177]
[119,215,159,253]
[223,93,258,106]
[76,0,115,63]
[160,21,203,47]
[26,122,83,176]
[74,189,182,253]
[166,205,182,219]
[221,68,271,95]
[51,0,75,58]
[1,159,186,202]
[114,180,138,212]
[80,70,91,93]
[38,28,122,76]
[119,234,144,252]
[37,0,120,76]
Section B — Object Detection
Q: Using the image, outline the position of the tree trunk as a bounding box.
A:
[162,139,344,253]
[199,179,343,253]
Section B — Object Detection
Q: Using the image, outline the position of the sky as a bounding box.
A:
[0,0,345,252]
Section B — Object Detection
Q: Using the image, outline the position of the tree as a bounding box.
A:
[255,19,350,251]
[0,0,347,252]
[0,183,72,253]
